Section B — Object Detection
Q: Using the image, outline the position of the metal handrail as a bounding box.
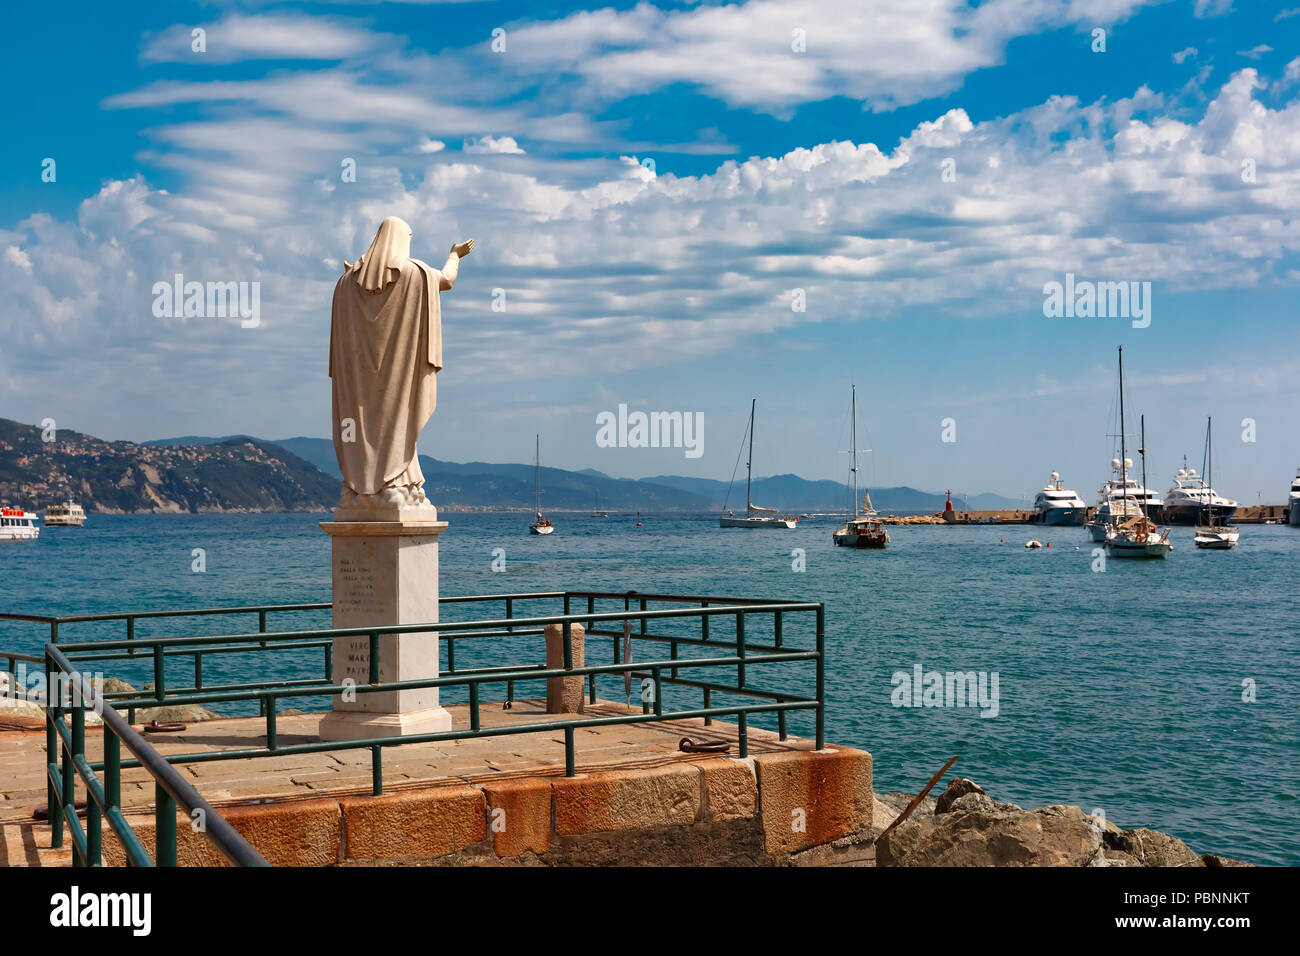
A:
[13,590,825,867]
[41,644,269,868]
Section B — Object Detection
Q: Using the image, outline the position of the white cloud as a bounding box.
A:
[1238,44,1273,60]
[4,246,32,273]
[141,14,391,64]
[416,137,446,154]
[1172,47,1198,64]
[463,135,526,155]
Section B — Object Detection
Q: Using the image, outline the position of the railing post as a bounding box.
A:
[774,609,783,648]
[816,604,825,750]
[155,782,177,867]
[259,609,268,648]
[265,697,277,750]
[651,666,662,716]
[324,641,333,682]
[505,597,513,634]
[564,726,575,777]
[447,637,456,675]
[45,653,63,849]
[126,616,135,656]
[152,644,165,702]
[194,652,203,690]
[70,698,84,866]
[368,633,380,684]
[738,711,749,758]
[469,682,480,732]
[372,746,383,795]
[736,612,746,689]
[703,687,712,726]
[104,730,120,843]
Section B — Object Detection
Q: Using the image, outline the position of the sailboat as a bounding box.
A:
[1104,348,1172,559]
[1194,417,1239,550]
[719,398,797,528]
[591,492,609,518]
[833,385,889,548]
[529,435,554,535]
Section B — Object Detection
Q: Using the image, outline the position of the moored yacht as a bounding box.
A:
[1159,457,1237,526]
[0,508,40,541]
[719,399,797,529]
[832,386,889,549]
[1031,473,1086,525]
[44,500,87,527]
[1288,470,1300,527]
[1086,463,1162,542]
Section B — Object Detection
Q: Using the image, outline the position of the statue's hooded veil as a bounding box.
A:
[346,216,414,293]
[330,217,451,496]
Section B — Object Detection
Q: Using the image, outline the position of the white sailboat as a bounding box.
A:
[833,385,888,548]
[528,435,554,535]
[1194,417,1239,550]
[719,398,797,529]
[1104,348,1172,559]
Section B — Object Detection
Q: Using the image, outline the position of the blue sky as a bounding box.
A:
[3,0,1299,502]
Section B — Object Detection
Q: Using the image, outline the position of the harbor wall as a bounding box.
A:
[99,746,874,867]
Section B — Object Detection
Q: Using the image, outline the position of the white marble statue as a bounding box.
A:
[329,216,473,514]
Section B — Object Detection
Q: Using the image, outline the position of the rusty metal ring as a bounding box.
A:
[143,720,187,733]
[679,737,729,754]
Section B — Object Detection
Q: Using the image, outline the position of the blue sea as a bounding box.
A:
[2,513,1297,865]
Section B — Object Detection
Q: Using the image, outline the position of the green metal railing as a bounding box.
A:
[1,590,824,867]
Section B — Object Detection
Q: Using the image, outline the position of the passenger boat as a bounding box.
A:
[44,500,87,527]
[0,508,40,541]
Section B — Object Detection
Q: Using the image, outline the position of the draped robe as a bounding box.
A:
[329,247,459,497]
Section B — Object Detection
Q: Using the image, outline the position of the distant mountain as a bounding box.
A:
[2,420,337,513]
[644,474,1023,512]
[132,432,1024,513]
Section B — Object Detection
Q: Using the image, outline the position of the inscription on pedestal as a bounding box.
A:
[337,555,383,685]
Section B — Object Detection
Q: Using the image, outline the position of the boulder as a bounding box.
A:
[878,803,1102,867]
[1105,828,1203,868]
[935,777,986,814]
[1202,854,1253,868]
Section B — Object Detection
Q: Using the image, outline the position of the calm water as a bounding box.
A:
[2,513,1297,865]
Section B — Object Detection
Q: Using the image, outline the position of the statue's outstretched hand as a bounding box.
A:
[451,239,474,258]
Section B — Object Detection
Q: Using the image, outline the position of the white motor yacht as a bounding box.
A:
[44,500,87,527]
[1160,457,1237,526]
[1031,473,1087,526]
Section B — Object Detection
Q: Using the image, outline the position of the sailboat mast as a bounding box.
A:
[851,385,859,519]
[746,397,755,514]
[1140,415,1148,520]
[534,434,541,515]
[1118,347,1127,511]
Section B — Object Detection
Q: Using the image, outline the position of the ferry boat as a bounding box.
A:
[0,508,40,541]
[1031,473,1087,525]
[44,500,87,527]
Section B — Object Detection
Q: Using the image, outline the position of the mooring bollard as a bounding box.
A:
[543,622,585,714]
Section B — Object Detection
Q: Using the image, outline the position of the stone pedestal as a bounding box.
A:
[543,622,585,714]
[317,514,453,741]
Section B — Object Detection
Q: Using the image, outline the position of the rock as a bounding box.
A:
[1106,828,1204,868]
[101,678,136,694]
[136,704,221,723]
[948,792,997,814]
[878,803,1101,866]
[879,792,937,817]
[1202,854,1253,868]
[935,777,987,814]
